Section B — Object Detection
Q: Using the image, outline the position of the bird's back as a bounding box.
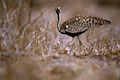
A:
[61,15,111,34]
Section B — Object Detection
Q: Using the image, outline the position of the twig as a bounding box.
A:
[28,0,33,23]
[2,0,11,49]
[4,8,18,23]
[10,8,18,21]
[25,39,33,49]
[2,0,11,29]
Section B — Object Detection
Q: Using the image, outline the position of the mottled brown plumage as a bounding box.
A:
[55,7,111,46]
[61,15,111,37]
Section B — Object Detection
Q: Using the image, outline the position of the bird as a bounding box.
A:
[55,7,111,46]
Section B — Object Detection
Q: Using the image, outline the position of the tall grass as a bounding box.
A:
[0,0,120,62]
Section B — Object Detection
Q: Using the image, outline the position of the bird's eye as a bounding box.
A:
[66,25,69,28]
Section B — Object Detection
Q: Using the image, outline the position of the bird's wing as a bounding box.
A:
[61,15,111,34]
[65,23,89,33]
[63,16,90,33]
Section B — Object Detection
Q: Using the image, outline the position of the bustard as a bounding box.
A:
[55,7,111,46]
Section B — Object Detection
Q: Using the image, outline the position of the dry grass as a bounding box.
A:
[0,0,120,80]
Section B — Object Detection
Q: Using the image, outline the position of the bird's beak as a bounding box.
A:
[55,7,61,10]
[55,8,57,10]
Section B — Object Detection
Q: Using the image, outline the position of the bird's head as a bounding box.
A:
[55,7,61,14]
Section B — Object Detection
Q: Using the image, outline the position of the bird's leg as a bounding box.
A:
[74,36,83,56]
[68,37,76,55]
[71,37,75,55]
[77,36,82,46]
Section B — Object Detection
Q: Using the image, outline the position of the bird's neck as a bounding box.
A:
[57,13,64,34]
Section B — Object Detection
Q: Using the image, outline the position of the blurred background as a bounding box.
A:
[0,0,120,80]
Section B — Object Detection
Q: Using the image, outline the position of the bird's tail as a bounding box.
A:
[90,17,111,27]
[102,19,111,25]
[93,18,111,27]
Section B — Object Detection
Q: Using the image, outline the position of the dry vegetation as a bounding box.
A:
[0,0,120,80]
